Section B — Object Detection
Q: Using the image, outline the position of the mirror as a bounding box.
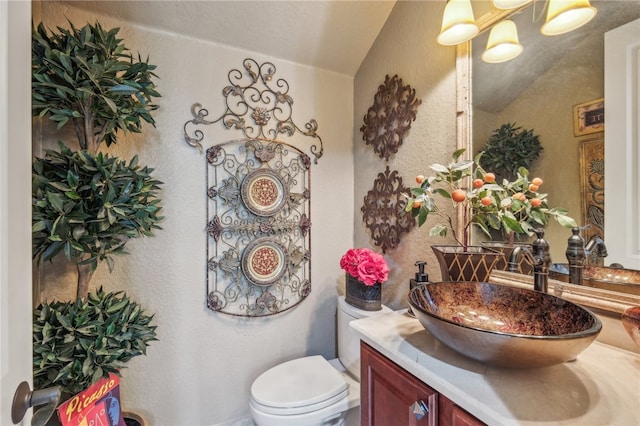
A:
[459,1,640,263]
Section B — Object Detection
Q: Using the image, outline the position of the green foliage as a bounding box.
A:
[32,21,160,152]
[405,150,576,248]
[478,123,543,180]
[32,142,163,273]
[33,287,158,395]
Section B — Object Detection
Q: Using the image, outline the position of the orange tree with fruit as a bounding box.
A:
[405,149,576,249]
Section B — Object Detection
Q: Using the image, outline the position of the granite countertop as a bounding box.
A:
[351,310,640,425]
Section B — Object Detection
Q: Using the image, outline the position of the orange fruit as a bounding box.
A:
[513,192,526,202]
[416,175,426,184]
[472,178,484,189]
[484,172,496,183]
[481,196,492,206]
[451,189,466,202]
[532,177,543,187]
[530,198,542,207]
[413,200,422,209]
[528,183,539,192]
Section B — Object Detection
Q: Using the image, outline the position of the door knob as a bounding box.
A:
[411,399,429,420]
[12,381,61,425]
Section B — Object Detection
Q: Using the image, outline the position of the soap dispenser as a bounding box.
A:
[408,261,429,317]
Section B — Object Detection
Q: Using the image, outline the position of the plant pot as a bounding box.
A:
[123,411,146,426]
[345,273,382,311]
[480,241,533,275]
[431,245,505,282]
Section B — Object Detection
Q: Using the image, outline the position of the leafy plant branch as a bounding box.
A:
[32,21,160,153]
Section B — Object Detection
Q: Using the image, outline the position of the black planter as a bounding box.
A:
[345,273,382,311]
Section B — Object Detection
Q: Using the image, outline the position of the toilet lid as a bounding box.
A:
[251,355,348,414]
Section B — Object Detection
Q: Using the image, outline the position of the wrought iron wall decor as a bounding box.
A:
[360,74,421,161]
[206,139,311,316]
[361,166,415,253]
[184,58,323,163]
[183,58,322,317]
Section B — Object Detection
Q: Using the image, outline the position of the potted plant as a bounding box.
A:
[339,248,389,311]
[31,20,162,424]
[478,122,543,181]
[404,149,576,281]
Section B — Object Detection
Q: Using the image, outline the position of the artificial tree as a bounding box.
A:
[31,21,163,410]
[31,21,162,299]
[478,122,543,181]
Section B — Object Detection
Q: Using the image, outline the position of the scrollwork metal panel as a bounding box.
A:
[206,139,311,316]
[184,58,323,163]
[360,74,421,161]
[361,166,415,253]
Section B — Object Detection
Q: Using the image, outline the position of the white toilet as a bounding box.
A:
[249,296,392,426]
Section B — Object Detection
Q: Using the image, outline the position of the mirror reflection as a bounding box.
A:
[471,1,640,266]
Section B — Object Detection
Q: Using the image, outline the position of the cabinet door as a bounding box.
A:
[361,342,438,426]
[440,396,486,426]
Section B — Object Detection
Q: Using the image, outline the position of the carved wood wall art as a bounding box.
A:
[360,74,422,161]
[579,136,605,264]
[183,58,321,317]
[361,166,415,253]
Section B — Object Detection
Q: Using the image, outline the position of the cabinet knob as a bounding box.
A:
[411,399,429,420]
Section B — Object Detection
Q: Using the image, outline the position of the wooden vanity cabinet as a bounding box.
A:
[361,342,485,426]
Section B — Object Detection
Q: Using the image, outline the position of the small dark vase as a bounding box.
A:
[345,273,381,311]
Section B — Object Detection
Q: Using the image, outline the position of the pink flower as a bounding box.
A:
[339,248,389,286]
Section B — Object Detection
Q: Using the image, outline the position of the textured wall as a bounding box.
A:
[32,2,355,424]
[353,1,458,309]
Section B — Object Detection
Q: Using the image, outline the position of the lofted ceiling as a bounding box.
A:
[473,0,640,113]
[54,0,398,77]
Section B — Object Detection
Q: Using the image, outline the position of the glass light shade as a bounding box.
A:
[541,0,597,36]
[437,0,480,46]
[481,20,524,63]
[492,0,533,10]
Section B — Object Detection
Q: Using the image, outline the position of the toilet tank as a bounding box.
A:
[337,296,392,379]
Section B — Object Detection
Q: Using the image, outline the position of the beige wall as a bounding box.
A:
[354,1,458,308]
[33,1,355,424]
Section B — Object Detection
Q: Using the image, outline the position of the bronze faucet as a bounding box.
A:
[508,229,551,293]
[565,227,609,285]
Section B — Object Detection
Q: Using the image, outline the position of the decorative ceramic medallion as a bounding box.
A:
[242,238,288,286]
[360,74,421,161]
[361,166,415,253]
[241,168,288,216]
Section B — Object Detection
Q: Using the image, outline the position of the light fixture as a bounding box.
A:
[437,0,479,46]
[492,0,533,10]
[541,0,597,36]
[481,20,524,63]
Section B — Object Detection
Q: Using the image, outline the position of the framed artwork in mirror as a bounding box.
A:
[579,135,604,246]
[573,98,604,136]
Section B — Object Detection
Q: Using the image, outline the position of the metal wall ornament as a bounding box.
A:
[360,74,422,161]
[184,58,323,164]
[361,166,415,253]
[183,58,321,317]
[206,139,312,316]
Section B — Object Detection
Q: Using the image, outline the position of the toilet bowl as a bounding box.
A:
[249,296,392,426]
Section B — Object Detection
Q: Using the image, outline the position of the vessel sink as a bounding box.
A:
[550,263,640,296]
[408,282,602,368]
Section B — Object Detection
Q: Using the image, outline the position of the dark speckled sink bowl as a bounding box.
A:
[408,282,602,368]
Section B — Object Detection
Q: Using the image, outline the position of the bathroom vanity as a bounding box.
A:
[352,310,640,425]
